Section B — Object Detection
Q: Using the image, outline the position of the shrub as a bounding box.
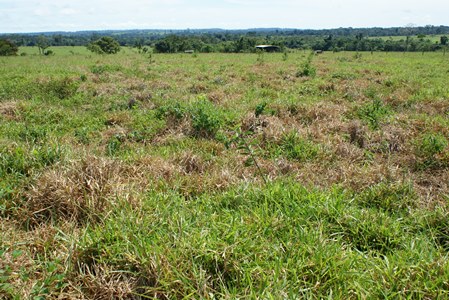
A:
[190,99,222,138]
[87,36,121,54]
[357,98,391,129]
[0,39,18,56]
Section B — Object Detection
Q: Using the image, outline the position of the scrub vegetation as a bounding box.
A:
[1,47,449,298]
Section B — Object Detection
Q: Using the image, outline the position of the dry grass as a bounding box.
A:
[0,101,20,120]
[74,264,137,299]
[0,220,81,299]
[22,157,141,226]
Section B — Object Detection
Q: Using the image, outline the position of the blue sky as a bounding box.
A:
[0,0,447,33]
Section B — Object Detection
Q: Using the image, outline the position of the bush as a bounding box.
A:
[190,99,222,138]
[0,39,18,56]
[87,36,121,54]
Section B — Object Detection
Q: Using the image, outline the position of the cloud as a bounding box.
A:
[33,7,52,17]
[0,0,448,33]
[60,8,77,15]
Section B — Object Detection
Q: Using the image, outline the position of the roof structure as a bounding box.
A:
[255,45,281,52]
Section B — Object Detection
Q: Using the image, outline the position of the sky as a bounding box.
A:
[0,0,448,33]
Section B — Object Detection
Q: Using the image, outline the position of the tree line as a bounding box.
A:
[1,26,448,55]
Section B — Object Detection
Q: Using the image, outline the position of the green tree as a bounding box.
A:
[440,36,448,45]
[0,39,18,56]
[37,35,49,55]
[87,36,121,54]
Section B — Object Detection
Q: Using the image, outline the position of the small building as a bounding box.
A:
[184,50,194,54]
[255,45,281,52]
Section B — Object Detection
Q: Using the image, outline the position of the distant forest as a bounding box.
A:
[1,26,449,53]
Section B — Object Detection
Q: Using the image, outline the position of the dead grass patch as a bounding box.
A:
[413,171,449,208]
[415,100,449,116]
[174,151,209,174]
[0,220,80,299]
[90,83,120,98]
[337,79,371,101]
[22,157,142,226]
[104,111,131,126]
[134,153,240,198]
[75,264,137,300]
[347,120,366,148]
[0,101,20,120]
[207,90,226,104]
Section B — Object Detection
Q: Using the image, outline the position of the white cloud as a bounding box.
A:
[60,8,77,15]
[0,0,447,32]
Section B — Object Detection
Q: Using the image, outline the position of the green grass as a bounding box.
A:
[1,47,449,298]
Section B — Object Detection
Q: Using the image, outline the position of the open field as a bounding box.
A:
[1,47,449,298]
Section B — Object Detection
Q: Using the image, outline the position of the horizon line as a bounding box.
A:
[2,24,449,35]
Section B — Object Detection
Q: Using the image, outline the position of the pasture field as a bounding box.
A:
[1,47,449,298]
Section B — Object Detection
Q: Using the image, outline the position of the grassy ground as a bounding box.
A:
[1,47,449,298]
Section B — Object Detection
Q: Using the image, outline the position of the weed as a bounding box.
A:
[347,120,366,148]
[357,98,391,129]
[425,209,449,250]
[30,262,66,299]
[278,131,320,162]
[155,102,187,121]
[282,50,288,61]
[190,99,223,138]
[296,51,316,77]
[414,133,448,169]
[90,64,123,74]
[256,50,265,64]
[334,210,404,254]
[106,134,124,156]
[227,128,267,184]
[254,101,268,117]
[353,52,363,60]
[41,77,79,100]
